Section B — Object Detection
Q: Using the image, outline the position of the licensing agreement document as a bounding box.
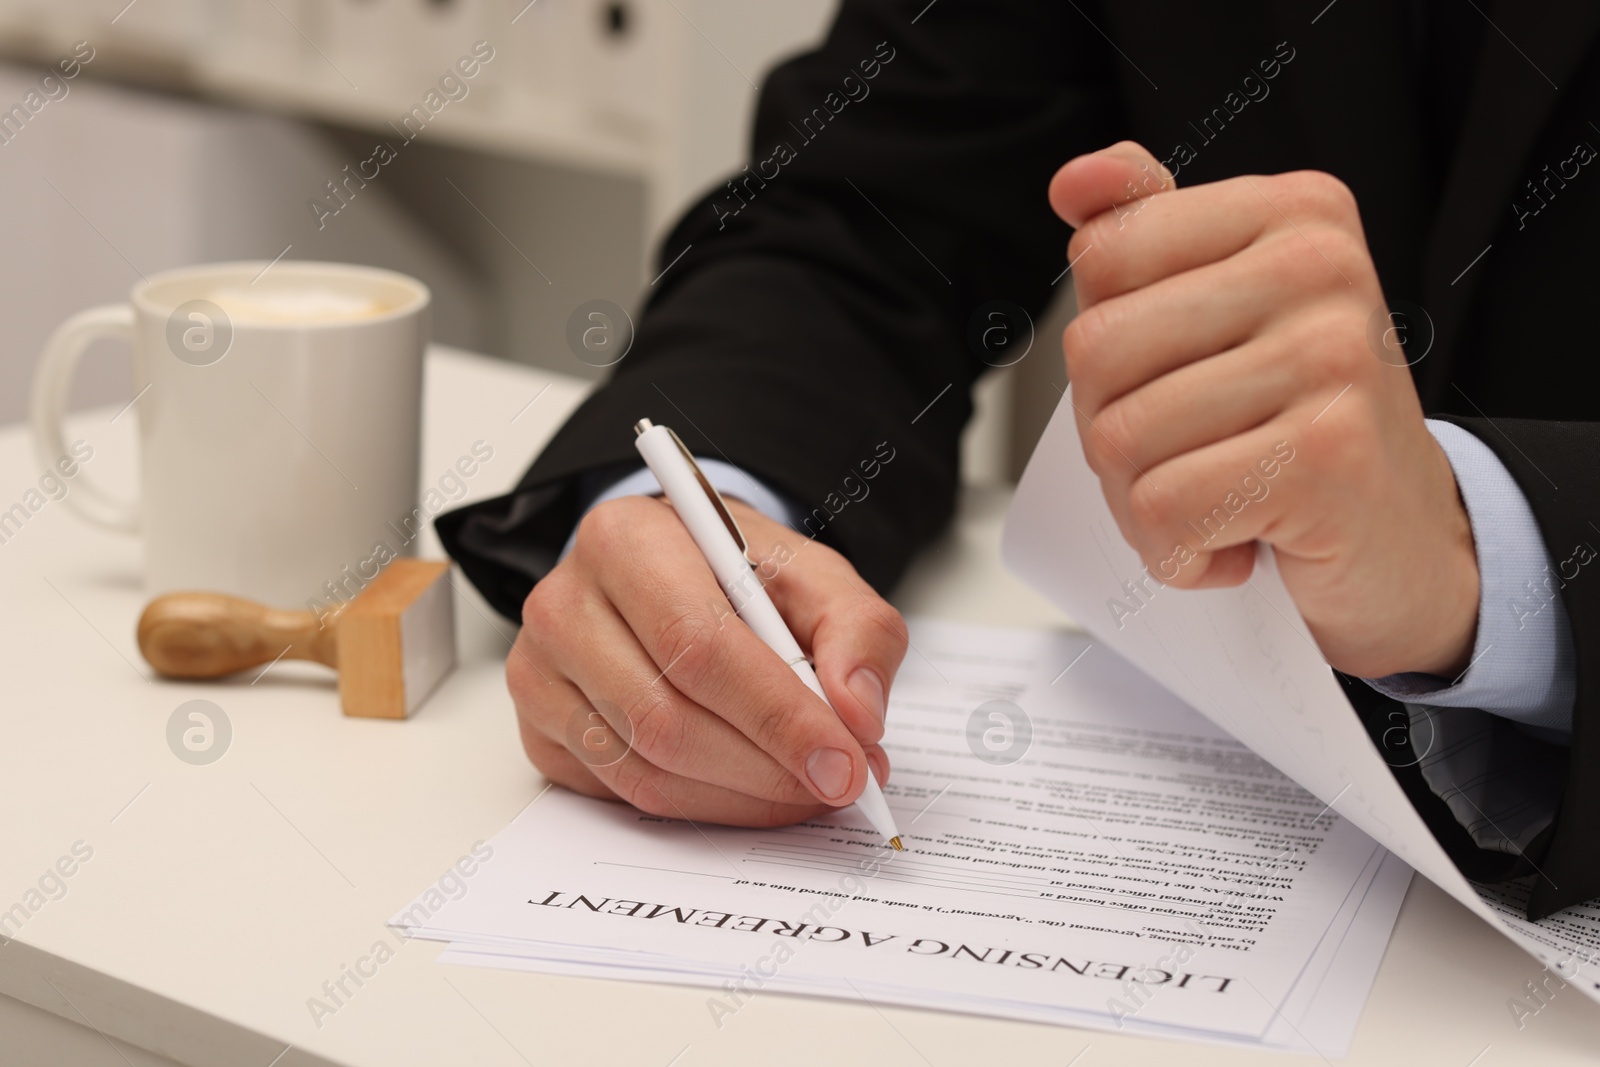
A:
[1002,387,1600,1013]
[395,619,1409,1053]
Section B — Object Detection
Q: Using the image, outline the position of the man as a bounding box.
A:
[439,0,1599,920]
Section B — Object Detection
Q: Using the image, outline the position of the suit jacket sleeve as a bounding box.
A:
[1410,416,1600,920]
[436,0,1119,620]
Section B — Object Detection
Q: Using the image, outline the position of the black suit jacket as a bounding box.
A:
[439,0,1600,920]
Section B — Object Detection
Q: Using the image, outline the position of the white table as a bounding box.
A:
[2,347,1596,1066]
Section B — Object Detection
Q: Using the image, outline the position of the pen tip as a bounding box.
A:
[889,836,904,851]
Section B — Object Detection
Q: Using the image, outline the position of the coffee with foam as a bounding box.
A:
[205,285,396,325]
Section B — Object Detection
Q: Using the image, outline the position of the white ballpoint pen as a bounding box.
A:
[634,418,905,851]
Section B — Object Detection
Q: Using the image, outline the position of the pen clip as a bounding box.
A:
[664,426,751,559]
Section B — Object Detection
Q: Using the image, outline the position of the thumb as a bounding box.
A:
[1048,141,1176,229]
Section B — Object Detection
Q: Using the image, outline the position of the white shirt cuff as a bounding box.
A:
[559,460,804,560]
[1362,420,1577,735]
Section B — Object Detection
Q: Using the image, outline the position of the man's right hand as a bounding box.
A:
[507,493,906,827]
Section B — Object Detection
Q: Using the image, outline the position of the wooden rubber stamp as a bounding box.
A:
[137,559,456,719]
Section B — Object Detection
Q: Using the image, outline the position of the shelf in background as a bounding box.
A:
[0,18,651,180]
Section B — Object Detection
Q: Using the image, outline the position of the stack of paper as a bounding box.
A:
[395,386,1600,1052]
[394,619,1410,1055]
[1000,388,1600,1005]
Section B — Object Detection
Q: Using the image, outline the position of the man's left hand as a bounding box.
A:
[1048,141,1478,679]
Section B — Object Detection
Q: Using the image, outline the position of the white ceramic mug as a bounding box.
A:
[30,261,431,609]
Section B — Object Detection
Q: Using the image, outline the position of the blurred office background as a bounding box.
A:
[0,0,1069,483]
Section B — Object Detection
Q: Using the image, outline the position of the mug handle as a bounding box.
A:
[29,304,140,532]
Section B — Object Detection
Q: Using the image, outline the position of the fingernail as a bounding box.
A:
[1101,143,1172,187]
[1100,142,1149,167]
[806,747,854,802]
[848,667,886,723]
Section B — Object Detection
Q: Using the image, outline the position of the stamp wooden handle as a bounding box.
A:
[137,593,340,678]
